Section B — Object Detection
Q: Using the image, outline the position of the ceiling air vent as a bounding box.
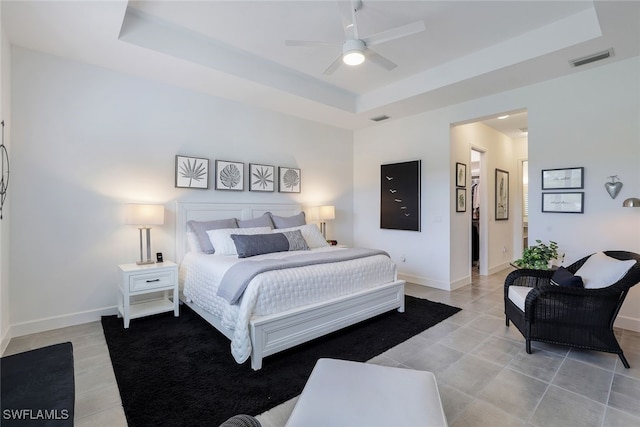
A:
[370,115,390,122]
[569,49,614,68]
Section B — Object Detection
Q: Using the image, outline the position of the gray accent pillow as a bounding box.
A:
[187,218,238,254]
[281,230,309,251]
[237,212,274,229]
[231,230,309,258]
[270,211,306,229]
[231,233,290,258]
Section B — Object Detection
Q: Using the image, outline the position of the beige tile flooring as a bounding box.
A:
[3,267,640,426]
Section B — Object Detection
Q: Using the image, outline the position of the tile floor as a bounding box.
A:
[3,267,640,427]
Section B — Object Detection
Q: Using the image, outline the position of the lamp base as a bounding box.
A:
[136,259,155,266]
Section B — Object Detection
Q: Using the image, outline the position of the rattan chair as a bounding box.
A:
[504,250,640,368]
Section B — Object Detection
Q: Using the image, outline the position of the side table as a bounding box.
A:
[117,261,179,328]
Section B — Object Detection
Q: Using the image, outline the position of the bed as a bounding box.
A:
[176,201,405,370]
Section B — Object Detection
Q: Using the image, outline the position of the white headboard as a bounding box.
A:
[175,201,303,263]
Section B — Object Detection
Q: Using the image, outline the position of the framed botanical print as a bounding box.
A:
[278,167,301,193]
[495,168,509,220]
[456,187,466,212]
[456,162,466,188]
[249,164,275,192]
[175,155,209,189]
[215,160,244,191]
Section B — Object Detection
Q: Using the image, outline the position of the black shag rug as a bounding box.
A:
[102,296,460,427]
[1,342,75,427]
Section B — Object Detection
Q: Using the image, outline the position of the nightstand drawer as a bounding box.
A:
[129,270,175,292]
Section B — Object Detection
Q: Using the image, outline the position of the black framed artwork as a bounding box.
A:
[380,160,421,231]
[456,162,466,188]
[215,160,244,191]
[541,167,584,190]
[542,192,584,213]
[175,155,209,189]
[456,187,466,212]
[278,167,301,193]
[495,168,509,220]
[249,163,275,192]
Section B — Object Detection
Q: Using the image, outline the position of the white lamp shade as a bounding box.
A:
[309,205,336,221]
[318,205,335,221]
[124,204,165,226]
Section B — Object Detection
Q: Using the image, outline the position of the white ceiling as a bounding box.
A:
[3,1,639,134]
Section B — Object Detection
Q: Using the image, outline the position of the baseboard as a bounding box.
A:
[9,305,119,338]
[614,314,640,333]
[488,262,512,276]
[1,327,10,355]
[398,273,452,291]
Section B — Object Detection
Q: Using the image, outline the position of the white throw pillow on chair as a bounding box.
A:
[574,252,636,289]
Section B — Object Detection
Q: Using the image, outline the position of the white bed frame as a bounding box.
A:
[175,201,405,370]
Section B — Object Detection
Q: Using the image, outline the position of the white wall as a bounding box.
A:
[0,4,11,353]
[8,47,354,337]
[354,56,640,330]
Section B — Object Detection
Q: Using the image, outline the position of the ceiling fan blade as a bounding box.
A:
[285,40,337,47]
[365,49,397,71]
[322,54,344,75]
[362,20,426,47]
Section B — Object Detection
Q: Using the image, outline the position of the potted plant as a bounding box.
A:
[512,240,563,270]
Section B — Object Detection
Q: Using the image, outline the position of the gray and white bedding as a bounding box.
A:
[180,247,397,364]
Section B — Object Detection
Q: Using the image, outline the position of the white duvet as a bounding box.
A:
[180,246,397,363]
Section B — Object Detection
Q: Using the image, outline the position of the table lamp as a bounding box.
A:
[125,204,164,265]
[309,205,335,238]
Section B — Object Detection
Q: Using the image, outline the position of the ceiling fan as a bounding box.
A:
[285,0,425,75]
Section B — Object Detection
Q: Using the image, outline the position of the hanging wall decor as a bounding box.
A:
[175,155,209,189]
[278,167,301,193]
[542,192,584,213]
[541,167,584,190]
[604,175,622,199]
[456,188,466,212]
[0,120,9,220]
[495,168,509,220]
[215,160,245,191]
[456,162,466,188]
[249,163,275,192]
[380,160,421,231]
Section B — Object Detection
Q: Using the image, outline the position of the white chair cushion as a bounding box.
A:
[574,252,637,289]
[508,286,534,312]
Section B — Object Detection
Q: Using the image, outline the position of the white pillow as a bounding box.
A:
[206,227,272,256]
[276,224,329,249]
[186,231,202,253]
[574,252,637,289]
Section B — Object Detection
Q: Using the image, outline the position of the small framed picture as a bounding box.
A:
[278,167,301,193]
[456,162,466,188]
[175,155,209,189]
[495,168,509,220]
[249,163,275,192]
[456,188,466,212]
[542,167,584,190]
[542,192,584,213]
[215,160,244,191]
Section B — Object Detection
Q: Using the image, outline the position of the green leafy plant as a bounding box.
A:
[513,240,562,270]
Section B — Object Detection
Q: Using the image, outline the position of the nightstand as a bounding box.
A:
[117,261,179,328]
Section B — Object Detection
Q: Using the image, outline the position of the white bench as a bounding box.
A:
[285,358,448,427]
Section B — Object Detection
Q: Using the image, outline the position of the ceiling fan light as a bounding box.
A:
[343,50,365,66]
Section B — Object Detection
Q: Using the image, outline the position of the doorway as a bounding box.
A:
[470,147,488,276]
